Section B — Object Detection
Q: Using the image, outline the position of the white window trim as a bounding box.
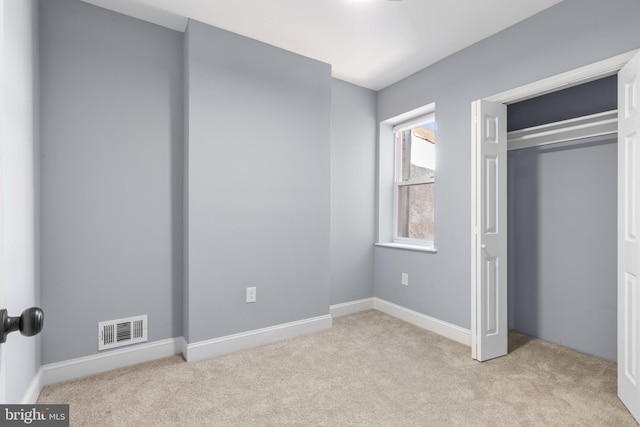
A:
[377,103,436,251]
[375,242,438,253]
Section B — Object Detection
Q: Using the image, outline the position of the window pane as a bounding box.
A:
[397,183,434,241]
[399,125,435,182]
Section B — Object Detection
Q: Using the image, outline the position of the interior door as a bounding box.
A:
[0,0,7,404]
[618,50,640,423]
[471,99,508,361]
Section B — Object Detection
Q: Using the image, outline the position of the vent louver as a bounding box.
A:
[99,315,147,351]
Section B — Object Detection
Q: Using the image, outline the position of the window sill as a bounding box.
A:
[375,242,438,253]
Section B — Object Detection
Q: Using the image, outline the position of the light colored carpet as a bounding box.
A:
[38,310,636,426]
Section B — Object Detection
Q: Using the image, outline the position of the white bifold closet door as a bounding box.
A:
[618,50,640,423]
[471,99,508,362]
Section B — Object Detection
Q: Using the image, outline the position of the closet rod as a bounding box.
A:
[507,109,617,151]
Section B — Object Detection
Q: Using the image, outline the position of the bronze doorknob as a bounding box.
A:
[0,307,44,343]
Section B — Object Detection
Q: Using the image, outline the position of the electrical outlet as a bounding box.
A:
[401,273,409,286]
[246,287,257,303]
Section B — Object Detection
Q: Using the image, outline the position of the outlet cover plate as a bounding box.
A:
[246,287,257,303]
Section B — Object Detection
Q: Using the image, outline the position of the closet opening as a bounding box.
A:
[506,75,617,362]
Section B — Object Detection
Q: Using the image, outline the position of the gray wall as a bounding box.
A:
[3,0,40,403]
[34,0,639,369]
[376,0,640,330]
[184,20,331,343]
[508,137,617,361]
[40,0,184,364]
[330,79,376,305]
[38,0,349,363]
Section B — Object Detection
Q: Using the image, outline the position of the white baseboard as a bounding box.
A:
[21,368,43,404]
[181,336,188,358]
[42,337,183,386]
[184,315,332,362]
[331,297,470,347]
[329,298,375,318]
[37,301,468,390]
[40,315,333,385]
[373,298,471,346]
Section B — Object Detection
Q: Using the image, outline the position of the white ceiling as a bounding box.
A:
[80,0,563,91]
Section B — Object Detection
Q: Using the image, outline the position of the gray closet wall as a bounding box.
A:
[507,76,618,361]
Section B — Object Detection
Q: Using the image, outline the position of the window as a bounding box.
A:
[377,104,436,252]
[392,114,436,246]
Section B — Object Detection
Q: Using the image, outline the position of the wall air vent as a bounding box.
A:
[98,315,147,351]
